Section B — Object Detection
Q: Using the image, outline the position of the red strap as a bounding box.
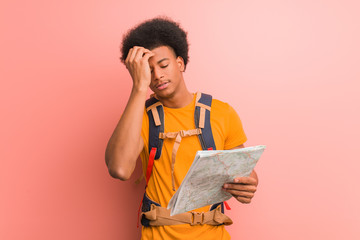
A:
[146,147,157,185]
[224,201,231,210]
[138,147,157,228]
[137,197,143,228]
[207,147,213,150]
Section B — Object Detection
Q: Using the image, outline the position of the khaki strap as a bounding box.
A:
[159,129,202,191]
[141,204,233,226]
[195,102,211,111]
[146,102,163,126]
[195,92,202,103]
[194,92,211,129]
[199,107,206,128]
[146,101,162,112]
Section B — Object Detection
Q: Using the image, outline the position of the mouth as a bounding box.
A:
[156,81,170,90]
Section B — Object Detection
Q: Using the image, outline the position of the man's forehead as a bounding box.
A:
[150,45,176,59]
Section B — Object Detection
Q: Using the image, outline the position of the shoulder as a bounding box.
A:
[211,98,230,108]
[210,96,243,125]
[211,97,234,115]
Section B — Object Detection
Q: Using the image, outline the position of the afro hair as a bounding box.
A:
[120,16,189,69]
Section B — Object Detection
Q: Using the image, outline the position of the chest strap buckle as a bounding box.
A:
[190,212,205,225]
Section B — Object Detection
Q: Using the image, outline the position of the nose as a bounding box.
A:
[152,67,164,81]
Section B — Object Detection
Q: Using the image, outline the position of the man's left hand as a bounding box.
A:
[222,175,258,204]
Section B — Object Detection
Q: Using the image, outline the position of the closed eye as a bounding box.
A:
[161,65,168,68]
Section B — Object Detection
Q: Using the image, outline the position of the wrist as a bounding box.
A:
[131,85,148,95]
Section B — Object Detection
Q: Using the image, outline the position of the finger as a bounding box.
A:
[224,189,255,199]
[236,196,252,204]
[233,177,257,185]
[223,183,256,193]
[129,46,142,63]
[141,51,155,62]
[125,47,134,66]
[133,47,152,62]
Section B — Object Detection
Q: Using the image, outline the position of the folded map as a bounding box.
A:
[167,145,266,216]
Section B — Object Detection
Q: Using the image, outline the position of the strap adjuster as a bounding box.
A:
[190,212,204,225]
[179,130,186,137]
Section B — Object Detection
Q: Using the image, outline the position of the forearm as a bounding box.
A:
[105,87,147,180]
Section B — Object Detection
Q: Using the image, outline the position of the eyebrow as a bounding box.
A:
[157,58,169,64]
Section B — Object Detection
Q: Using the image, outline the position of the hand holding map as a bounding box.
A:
[167,145,266,216]
[223,175,258,204]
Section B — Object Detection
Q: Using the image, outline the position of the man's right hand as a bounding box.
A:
[125,46,155,92]
[106,46,152,180]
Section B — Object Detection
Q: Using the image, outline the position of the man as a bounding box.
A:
[105,16,258,240]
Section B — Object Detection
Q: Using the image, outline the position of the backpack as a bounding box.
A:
[139,92,232,227]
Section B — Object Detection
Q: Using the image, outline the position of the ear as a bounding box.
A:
[176,56,185,72]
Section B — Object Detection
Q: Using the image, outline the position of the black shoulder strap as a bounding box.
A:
[195,93,216,150]
[145,97,164,160]
[146,93,216,159]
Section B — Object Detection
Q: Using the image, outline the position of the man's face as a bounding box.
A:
[148,45,185,99]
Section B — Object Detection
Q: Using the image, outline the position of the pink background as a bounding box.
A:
[1,0,359,239]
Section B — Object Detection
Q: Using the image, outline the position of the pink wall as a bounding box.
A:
[1,0,359,239]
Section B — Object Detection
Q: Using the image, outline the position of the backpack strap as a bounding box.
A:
[138,93,230,228]
[146,92,216,160]
[195,92,216,150]
[137,97,164,228]
[194,93,231,210]
[140,194,233,227]
[145,97,164,160]
[160,128,202,191]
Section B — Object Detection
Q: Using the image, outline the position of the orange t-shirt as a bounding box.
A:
[140,93,247,240]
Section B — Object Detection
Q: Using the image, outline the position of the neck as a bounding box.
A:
[158,87,193,108]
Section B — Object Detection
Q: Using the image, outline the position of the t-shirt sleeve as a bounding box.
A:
[224,104,247,149]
